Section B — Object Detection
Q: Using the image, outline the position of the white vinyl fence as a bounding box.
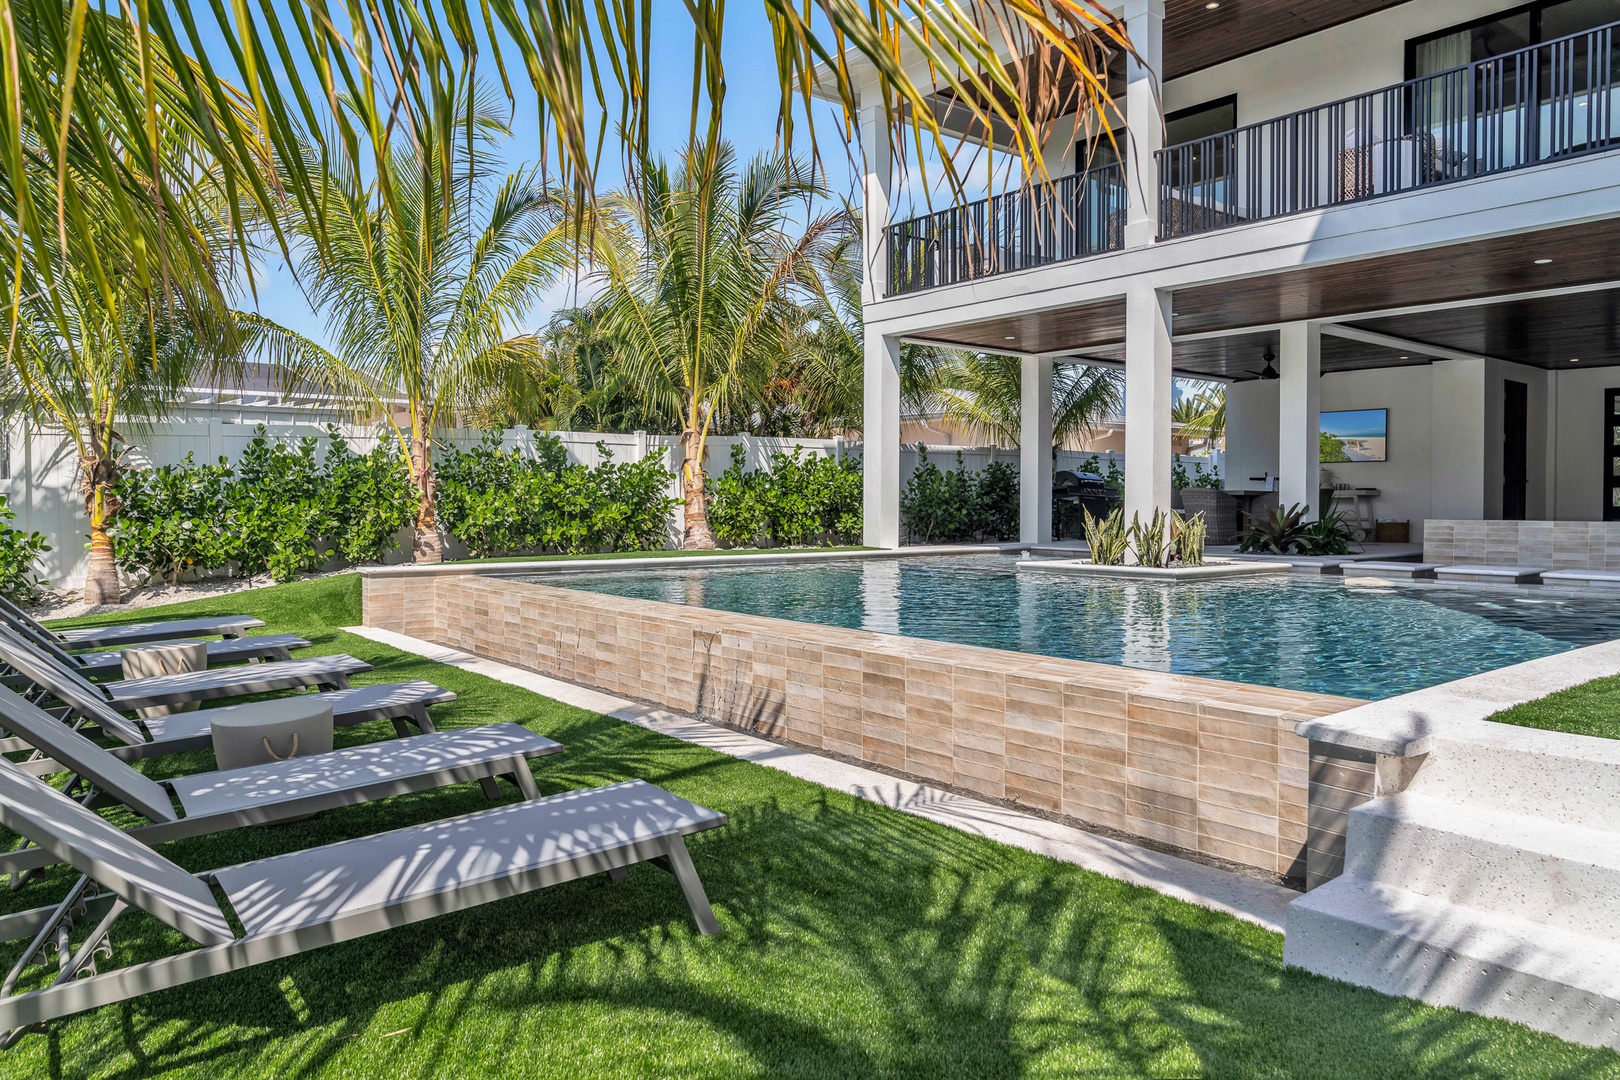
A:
[0,404,1220,589]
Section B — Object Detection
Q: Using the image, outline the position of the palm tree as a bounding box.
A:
[913,353,1125,449]
[244,92,576,563]
[1174,384,1227,452]
[3,266,240,605]
[3,3,1130,375]
[589,141,843,548]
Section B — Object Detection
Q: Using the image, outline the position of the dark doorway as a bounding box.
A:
[1606,389,1620,522]
[1503,380,1529,520]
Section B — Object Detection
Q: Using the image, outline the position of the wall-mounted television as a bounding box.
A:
[1321,409,1388,463]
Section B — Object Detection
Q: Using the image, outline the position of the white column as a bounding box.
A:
[1020,355,1054,543]
[863,327,903,548]
[859,91,902,548]
[859,93,892,308]
[1124,286,1174,526]
[1278,321,1323,518]
[1123,0,1165,249]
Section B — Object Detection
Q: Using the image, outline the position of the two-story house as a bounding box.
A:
[837,0,1620,561]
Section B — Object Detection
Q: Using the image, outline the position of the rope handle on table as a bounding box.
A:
[263,734,300,761]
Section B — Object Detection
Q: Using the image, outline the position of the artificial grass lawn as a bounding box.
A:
[4,577,1614,1078]
[449,546,874,565]
[1489,674,1620,741]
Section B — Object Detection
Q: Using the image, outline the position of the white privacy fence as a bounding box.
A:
[0,405,1219,589]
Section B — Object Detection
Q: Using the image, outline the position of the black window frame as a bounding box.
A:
[1404,0,1620,78]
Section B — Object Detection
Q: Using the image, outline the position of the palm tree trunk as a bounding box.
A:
[410,434,446,563]
[82,456,122,605]
[681,430,716,550]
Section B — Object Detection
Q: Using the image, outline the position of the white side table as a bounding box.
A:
[1328,487,1380,541]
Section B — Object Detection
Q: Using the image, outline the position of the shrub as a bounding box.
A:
[706,444,862,548]
[113,425,417,585]
[0,495,50,601]
[111,453,234,584]
[900,449,1019,543]
[436,433,679,558]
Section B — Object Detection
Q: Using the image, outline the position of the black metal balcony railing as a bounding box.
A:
[885,163,1126,296]
[1157,19,1620,240]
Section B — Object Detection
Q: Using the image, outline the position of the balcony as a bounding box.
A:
[884,164,1126,297]
[1157,19,1620,240]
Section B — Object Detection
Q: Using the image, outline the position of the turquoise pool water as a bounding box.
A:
[531,555,1620,700]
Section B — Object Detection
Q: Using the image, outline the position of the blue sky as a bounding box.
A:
[223,9,857,348]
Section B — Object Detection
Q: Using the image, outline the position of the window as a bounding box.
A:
[1406,1,1620,79]
[1076,96,1237,174]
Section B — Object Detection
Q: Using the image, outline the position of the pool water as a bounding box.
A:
[532,555,1620,700]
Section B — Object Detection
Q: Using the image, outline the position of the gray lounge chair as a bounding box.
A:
[35,632,313,681]
[0,625,368,715]
[0,683,561,881]
[0,759,724,1040]
[0,594,265,650]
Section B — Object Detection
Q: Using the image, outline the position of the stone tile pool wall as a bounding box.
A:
[363,570,1367,882]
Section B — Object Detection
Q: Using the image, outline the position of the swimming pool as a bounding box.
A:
[531,554,1620,700]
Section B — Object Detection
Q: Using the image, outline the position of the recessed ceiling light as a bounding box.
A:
[1535,258,1554,265]
[1004,335,1016,340]
[1205,1,1219,8]
[1399,355,1409,360]
[1571,357,1581,363]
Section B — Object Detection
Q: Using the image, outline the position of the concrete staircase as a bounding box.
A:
[1284,723,1620,1050]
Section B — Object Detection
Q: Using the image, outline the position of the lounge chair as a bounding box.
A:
[0,625,369,715]
[0,683,561,882]
[0,759,724,1040]
[16,624,314,681]
[0,634,456,765]
[0,594,265,650]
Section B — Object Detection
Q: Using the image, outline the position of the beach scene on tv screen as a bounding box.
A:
[1321,409,1387,462]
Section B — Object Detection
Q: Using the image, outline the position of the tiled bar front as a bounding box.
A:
[1425,519,1620,570]
[363,571,1366,880]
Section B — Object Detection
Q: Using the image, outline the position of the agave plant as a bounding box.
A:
[1174,512,1209,567]
[1298,511,1354,556]
[1235,504,1310,555]
[1130,510,1177,569]
[1082,508,1131,567]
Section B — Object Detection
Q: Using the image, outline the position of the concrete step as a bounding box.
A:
[1346,794,1620,937]
[1404,730,1620,828]
[1433,564,1545,584]
[1285,876,1620,1050]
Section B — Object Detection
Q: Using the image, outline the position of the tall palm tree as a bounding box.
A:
[244,91,576,563]
[0,9,256,605]
[590,141,842,548]
[1174,384,1227,452]
[3,3,1131,375]
[914,353,1125,449]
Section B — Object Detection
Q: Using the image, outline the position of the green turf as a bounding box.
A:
[446,545,874,565]
[6,576,1615,1077]
[1488,674,1620,741]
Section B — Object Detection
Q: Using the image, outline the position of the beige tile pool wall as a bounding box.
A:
[1425,520,1620,569]
[363,571,1367,881]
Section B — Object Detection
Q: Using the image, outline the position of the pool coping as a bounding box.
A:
[356,543,1019,578]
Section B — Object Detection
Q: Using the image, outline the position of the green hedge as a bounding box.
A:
[899,448,1019,544]
[111,426,415,584]
[707,443,862,548]
[435,433,678,558]
[0,495,50,601]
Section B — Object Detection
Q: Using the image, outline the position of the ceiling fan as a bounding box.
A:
[1247,349,1280,381]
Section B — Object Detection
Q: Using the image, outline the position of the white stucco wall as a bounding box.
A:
[1223,358,1619,538]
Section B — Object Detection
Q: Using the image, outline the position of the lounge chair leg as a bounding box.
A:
[659,837,720,935]
[607,866,629,882]
[477,777,501,800]
[390,717,411,739]
[510,759,540,800]
[408,705,436,734]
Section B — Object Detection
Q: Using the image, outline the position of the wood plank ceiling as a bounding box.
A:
[911,221,1620,379]
[1163,0,1411,80]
